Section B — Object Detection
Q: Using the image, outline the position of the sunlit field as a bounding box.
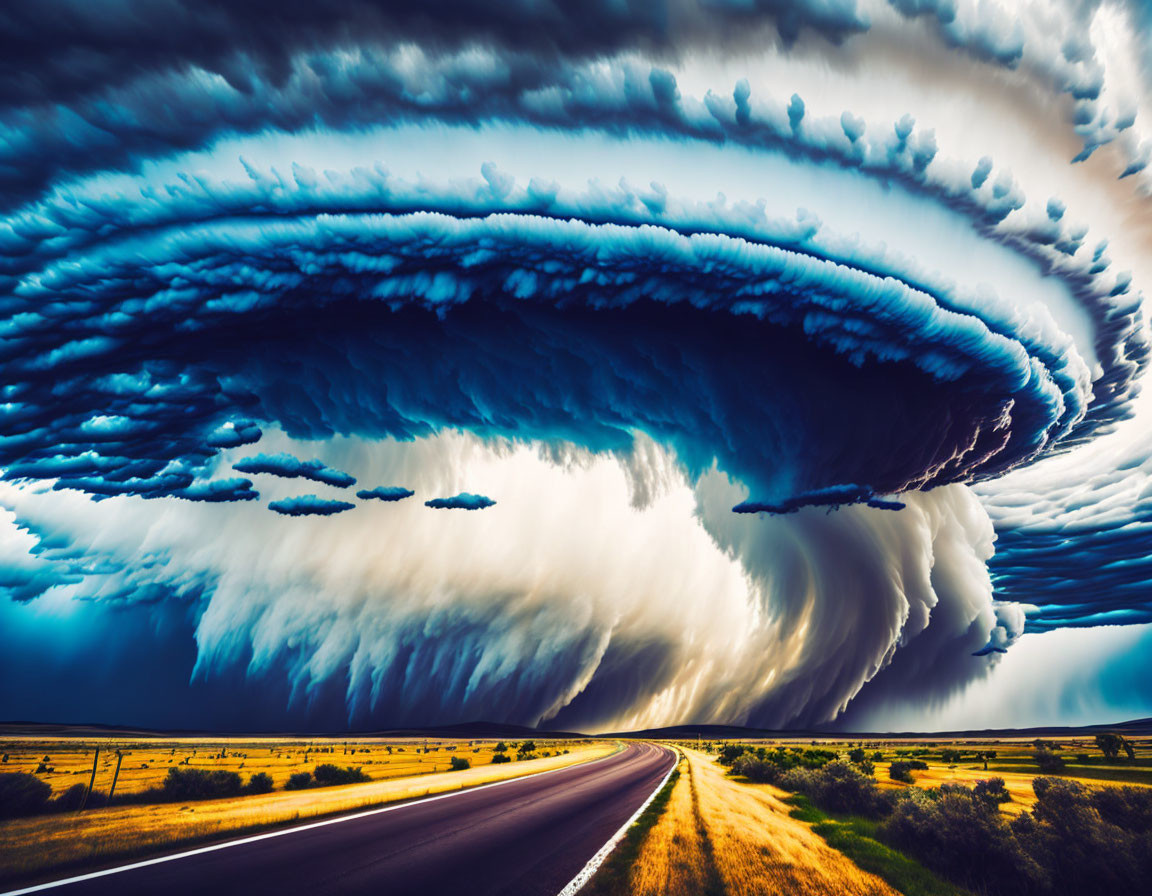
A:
[589,734,1152,896]
[590,747,897,896]
[0,736,611,885]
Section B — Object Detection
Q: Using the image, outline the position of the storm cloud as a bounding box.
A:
[1,0,1151,732]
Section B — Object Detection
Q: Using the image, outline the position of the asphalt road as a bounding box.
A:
[16,742,676,896]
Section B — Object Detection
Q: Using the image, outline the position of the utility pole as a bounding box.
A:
[107,750,124,804]
[79,746,99,811]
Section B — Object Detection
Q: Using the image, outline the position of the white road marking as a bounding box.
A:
[1,745,629,895]
[554,744,679,896]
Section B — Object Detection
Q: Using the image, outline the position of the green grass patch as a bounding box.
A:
[784,795,968,896]
[585,763,681,895]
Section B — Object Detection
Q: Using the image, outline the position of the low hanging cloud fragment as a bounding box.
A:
[733,483,875,514]
[356,486,415,502]
[268,495,355,516]
[233,452,356,488]
[425,493,497,510]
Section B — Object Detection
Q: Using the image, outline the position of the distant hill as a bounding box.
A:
[0,720,587,740]
[601,717,1152,740]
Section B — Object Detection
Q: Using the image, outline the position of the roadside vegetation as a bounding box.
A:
[585,755,683,896]
[589,747,898,895]
[711,735,1152,896]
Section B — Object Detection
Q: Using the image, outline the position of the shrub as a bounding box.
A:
[1090,784,1152,832]
[449,756,470,771]
[972,777,1011,807]
[494,742,507,752]
[882,786,1041,894]
[717,743,747,765]
[311,764,370,786]
[1033,747,1066,773]
[1013,777,1151,896]
[780,760,888,817]
[516,752,538,761]
[245,772,274,794]
[730,755,782,783]
[160,767,243,801]
[0,773,52,818]
[285,772,313,790]
[491,753,511,764]
[848,747,867,763]
[889,759,927,783]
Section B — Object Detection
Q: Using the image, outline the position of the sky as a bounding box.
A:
[2,0,1152,733]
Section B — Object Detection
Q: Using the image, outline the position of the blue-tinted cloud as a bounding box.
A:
[233,452,355,488]
[425,493,496,510]
[356,486,415,502]
[268,495,355,516]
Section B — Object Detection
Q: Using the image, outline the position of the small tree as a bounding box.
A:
[1033,747,1065,773]
[450,756,470,771]
[848,747,867,763]
[493,742,507,753]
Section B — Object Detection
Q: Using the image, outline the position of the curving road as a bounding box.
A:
[10,742,676,896]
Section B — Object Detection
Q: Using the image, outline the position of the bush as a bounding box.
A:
[889,760,927,783]
[493,742,507,752]
[245,772,274,794]
[449,756,471,771]
[0,773,52,818]
[730,755,782,783]
[882,786,1041,894]
[1013,777,1152,896]
[285,772,313,790]
[779,760,888,818]
[491,753,511,764]
[972,777,1011,807]
[311,764,370,787]
[1034,747,1066,773]
[718,744,747,765]
[158,767,243,801]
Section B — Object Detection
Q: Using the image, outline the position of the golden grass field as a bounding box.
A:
[0,735,566,796]
[0,736,613,885]
[595,735,1151,896]
[615,747,897,896]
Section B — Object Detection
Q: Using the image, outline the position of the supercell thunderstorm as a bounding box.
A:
[3,0,1152,731]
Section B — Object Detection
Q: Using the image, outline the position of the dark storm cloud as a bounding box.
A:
[356,486,415,501]
[0,0,1149,733]
[425,493,496,510]
[233,452,356,488]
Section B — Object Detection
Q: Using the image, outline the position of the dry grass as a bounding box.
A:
[0,735,568,796]
[0,739,614,885]
[622,748,896,896]
[876,764,1041,815]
